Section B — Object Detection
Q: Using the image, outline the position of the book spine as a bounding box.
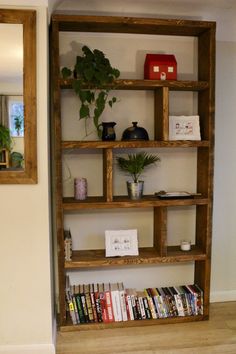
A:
[65,288,77,325]
[90,290,98,322]
[75,294,86,323]
[125,293,134,320]
[134,295,142,320]
[94,289,103,322]
[99,291,109,323]
[85,291,94,322]
[72,293,80,324]
[138,295,146,320]
[144,289,157,319]
[164,287,178,317]
[155,288,167,318]
[143,296,152,319]
[173,286,185,317]
[111,289,122,322]
[193,284,204,315]
[186,285,198,315]
[80,292,89,323]
[119,287,128,321]
[105,288,114,322]
[148,288,162,318]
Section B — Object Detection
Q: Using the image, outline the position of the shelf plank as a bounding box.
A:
[60,78,209,91]
[65,246,207,269]
[62,195,209,210]
[53,14,215,36]
[60,314,206,332]
[62,140,210,149]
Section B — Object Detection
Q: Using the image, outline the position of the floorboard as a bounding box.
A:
[56,302,236,354]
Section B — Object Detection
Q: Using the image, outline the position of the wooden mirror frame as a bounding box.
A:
[0,9,37,184]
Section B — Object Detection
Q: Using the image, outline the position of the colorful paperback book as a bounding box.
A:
[65,276,77,325]
[144,288,157,319]
[89,283,98,322]
[118,282,128,321]
[137,291,147,320]
[110,283,122,322]
[104,283,114,322]
[98,283,109,323]
[94,283,103,322]
[125,289,134,320]
[169,286,185,317]
[79,284,89,323]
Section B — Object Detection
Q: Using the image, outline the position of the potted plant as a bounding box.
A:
[11,151,24,168]
[0,124,12,152]
[13,113,24,136]
[116,152,160,200]
[0,124,12,168]
[61,45,120,139]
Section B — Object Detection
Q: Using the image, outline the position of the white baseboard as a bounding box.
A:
[0,344,55,354]
[210,290,236,303]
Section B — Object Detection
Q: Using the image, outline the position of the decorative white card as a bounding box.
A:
[105,229,139,257]
[169,115,201,140]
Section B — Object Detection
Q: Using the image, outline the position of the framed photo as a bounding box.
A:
[105,229,139,257]
[169,115,201,140]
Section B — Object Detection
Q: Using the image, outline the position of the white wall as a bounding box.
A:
[56,0,236,302]
[0,2,55,354]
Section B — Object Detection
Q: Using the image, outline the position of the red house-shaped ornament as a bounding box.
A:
[144,54,177,80]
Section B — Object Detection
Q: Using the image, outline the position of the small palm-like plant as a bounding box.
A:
[116,152,160,183]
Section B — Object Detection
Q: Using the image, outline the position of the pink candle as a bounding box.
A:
[74,178,87,200]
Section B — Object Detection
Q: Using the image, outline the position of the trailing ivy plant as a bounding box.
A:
[61,45,120,138]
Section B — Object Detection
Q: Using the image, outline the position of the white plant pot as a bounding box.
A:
[126,181,144,200]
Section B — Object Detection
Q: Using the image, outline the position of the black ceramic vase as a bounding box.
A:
[122,122,149,141]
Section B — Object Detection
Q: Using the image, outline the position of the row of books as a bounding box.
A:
[66,277,204,325]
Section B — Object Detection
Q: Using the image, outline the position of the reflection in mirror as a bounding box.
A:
[0,9,37,183]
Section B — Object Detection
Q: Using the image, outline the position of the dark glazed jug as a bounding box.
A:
[101,122,116,141]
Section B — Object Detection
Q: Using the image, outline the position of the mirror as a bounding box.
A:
[0,9,37,183]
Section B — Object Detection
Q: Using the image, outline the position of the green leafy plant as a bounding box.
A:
[11,151,24,168]
[13,114,24,136]
[61,45,120,138]
[116,152,160,183]
[0,124,12,152]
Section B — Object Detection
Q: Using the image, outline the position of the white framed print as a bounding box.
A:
[169,115,201,140]
[105,229,139,257]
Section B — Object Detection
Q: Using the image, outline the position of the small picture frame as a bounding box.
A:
[105,229,139,257]
[169,115,201,140]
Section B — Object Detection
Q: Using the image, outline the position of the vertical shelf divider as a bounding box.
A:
[154,87,169,141]
[103,148,113,202]
[153,207,167,257]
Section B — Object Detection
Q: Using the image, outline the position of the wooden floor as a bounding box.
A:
[56,302,236,354]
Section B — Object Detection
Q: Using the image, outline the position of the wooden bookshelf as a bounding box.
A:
[50,14,215,330]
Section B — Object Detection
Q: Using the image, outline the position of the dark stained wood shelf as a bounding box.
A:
[52,14,215,37]
[62,195,209,210]
[62,140,210,150]
[65,246,206,269]
[51,13,215,329]
[60,313,206,332]
[60,78,209,91]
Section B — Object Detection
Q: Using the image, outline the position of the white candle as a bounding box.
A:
[180,240,191,251]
